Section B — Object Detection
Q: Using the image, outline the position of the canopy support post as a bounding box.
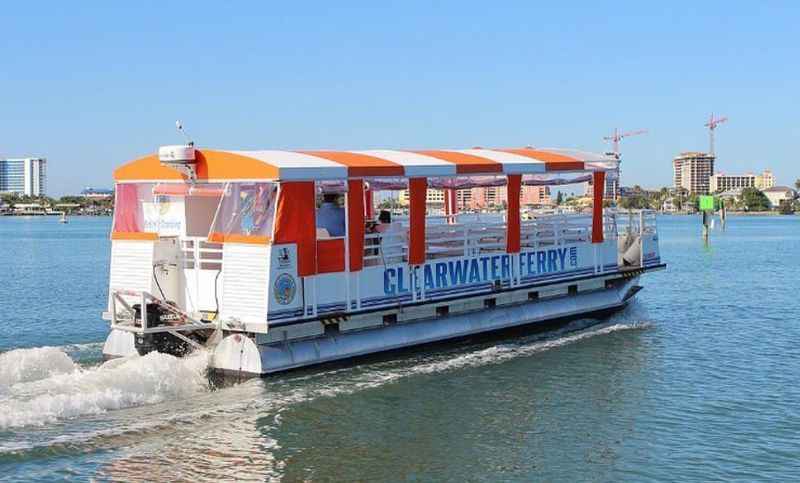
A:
[506,175,521,287]
[409,178,427,266]
[592,171,605,244]
[409,177,427,301]
[444,188,457,224]
[347,179,365,311]
[364,185,374,220]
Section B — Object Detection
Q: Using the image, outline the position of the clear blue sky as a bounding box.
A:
[2,1,799,195]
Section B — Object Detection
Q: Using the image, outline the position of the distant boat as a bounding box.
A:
[59,212,68,224]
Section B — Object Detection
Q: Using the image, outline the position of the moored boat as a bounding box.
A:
[102,144,664,377]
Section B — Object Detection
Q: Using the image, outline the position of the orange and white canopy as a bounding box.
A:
[114,147,617,182]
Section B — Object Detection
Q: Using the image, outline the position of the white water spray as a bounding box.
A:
[0,348,210,430]
[0,347,77,387]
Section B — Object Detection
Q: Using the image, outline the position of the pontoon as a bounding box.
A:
[102,145,664,377]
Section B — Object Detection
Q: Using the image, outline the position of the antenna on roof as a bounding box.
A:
[175,120,194,147]
[158,121,198,181]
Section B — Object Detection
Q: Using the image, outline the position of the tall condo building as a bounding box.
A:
[673,152,714,195]
[584,176,620,200]
[0,158,47,196]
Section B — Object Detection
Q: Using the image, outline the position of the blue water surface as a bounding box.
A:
[0,214,799,482]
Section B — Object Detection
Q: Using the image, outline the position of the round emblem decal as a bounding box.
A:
[274,273,297,305]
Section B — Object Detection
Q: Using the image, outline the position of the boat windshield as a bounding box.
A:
[112,182,155,234]
[112,182,226,237]
[208,182,278,242]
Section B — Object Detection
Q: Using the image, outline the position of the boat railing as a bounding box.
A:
[615,209,658,237]
[181,238,223,271]
[109,289,217,346]
[362,212,622,265]
[180,237,223,314]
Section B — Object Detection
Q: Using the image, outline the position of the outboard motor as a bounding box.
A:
[132,303,205,357]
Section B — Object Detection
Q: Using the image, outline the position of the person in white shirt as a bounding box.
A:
[316,193,346,237]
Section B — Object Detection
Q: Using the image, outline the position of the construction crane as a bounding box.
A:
[704,113,728,157]
[603,128,648,158]
[600,128,647,202]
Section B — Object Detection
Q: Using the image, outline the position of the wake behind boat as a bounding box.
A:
[101,143,664,378]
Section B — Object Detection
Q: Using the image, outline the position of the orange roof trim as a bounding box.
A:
[499,149,584,171]
[208,232,271,245]
[114,149,279,182]
[301,151,404,177]
[412,150,503,174]
[111,231,159,241]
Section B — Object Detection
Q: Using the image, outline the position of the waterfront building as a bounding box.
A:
[716,188,743,201]
[0,158,47,196]
[762,186,796,208]
[398,189,446,206]
[661,198,677,212]
[399,186,550,210]
[673,152,714,195]
[80,187,114,199]
[755,170,775,189]
[12,202,47,214]
[583,176,619,200]
[709,170,775,193]
[604,176,619,200]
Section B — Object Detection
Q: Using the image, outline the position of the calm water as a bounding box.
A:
[1,214,799,481]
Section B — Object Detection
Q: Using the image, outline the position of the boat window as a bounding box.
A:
[111,182,155,234]
[183,184,224,237]
[209,182,277,242]
[315,188,346,240]
[315,183,347,273]
[364,188,408,266]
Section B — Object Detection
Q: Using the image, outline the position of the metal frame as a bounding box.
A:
[110,289,219,341]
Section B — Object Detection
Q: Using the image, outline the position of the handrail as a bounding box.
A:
[363,211,630,265]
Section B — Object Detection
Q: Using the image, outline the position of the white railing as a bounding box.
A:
[181,237,223,314]
[615,209,657,237]
[363,212,622,266]
[181,238,223,271]
[614,209,657,268]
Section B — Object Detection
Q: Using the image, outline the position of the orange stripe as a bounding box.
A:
[301,151,404,177]
[208,232,271,245]
[498,148,584,171]
[114,155,185,181]
[111,231,158,241]
[412,150,502,174]
[114,150,279,181]
[197,150,279,180]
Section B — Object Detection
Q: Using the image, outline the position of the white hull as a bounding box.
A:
[204,270,649,377]
[106,271,655,378]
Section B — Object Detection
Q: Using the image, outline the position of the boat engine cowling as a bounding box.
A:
[132,303,203,357]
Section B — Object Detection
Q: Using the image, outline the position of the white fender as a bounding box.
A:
[211,334,263,376]
[102,329,137,358]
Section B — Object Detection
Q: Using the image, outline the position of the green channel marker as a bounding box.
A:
[699,195,714,211]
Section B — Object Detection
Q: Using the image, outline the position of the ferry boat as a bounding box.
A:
[102,144,664,377]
